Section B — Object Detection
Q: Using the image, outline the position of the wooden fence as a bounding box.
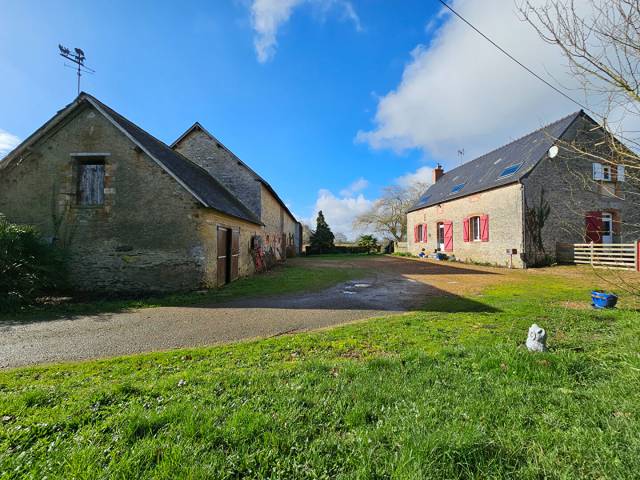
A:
[556,242,640,271]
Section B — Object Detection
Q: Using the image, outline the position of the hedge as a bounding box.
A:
[0,217,67,310]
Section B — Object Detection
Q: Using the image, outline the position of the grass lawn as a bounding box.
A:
[1,265,639,478]
[0,261,366,323]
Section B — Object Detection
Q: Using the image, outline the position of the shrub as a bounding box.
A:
[0,217,67,310]
[356,234,380,253]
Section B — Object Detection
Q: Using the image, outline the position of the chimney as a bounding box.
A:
[433,164,444,183]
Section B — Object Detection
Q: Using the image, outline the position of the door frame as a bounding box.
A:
[217,226,232,286]
[437,222,445,251]
[601,212,614,244]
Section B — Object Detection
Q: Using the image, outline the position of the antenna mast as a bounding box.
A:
[457,148,465,165]
[58,45,95,94]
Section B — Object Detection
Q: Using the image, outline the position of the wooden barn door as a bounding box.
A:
[231,229,240,281]
[217,227,230,286]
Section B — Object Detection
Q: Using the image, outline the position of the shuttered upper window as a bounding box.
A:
[77,160,105,206]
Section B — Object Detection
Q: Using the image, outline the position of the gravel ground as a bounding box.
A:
[0,256,507,368]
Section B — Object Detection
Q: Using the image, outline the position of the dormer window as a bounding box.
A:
[498,163,522,178]
[450,183,465,194]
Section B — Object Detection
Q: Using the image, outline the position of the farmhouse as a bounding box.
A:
[407,111,639,268]
[0,93,299,292]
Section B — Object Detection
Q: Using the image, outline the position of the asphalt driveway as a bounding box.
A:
[0,256,505,368]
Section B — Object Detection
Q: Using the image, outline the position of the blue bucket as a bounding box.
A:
[591,291,618,309]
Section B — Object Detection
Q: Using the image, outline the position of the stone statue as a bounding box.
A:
[526,324,547,352]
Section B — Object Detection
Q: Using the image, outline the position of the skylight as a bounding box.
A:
[498,163,523,178]
[450,183,465,194]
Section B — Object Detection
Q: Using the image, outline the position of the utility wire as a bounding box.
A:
[436,0,595,116]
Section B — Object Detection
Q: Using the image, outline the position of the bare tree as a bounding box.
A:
[519,0,640,196]
[301,223,313,245]
[519,0,640,292]
[353,183,428,242]
[334,232,349,244]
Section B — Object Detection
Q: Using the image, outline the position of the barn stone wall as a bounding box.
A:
[407,183,525,268]
[173,129,262,217]
[196,210,260,286]
[175,127,300,259]
[260,184,299,259]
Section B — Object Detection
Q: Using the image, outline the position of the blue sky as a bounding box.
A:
[0,0,591,238]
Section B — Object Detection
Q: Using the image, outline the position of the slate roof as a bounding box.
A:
[82,94,262,225]
[408,111,584,212]
[171,123,299,224]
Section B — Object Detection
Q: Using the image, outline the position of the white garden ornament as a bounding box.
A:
[526,324,548,352]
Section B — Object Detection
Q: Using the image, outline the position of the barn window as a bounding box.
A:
[77,160,105,206]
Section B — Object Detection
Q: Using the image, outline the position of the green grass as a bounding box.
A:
[0,260,366,323]
[1,268,639,478]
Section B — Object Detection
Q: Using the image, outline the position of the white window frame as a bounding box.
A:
[417,225,424,243]
[437,222,445,250]
[601,212,613,243]
[602,164,612,181]
[470,216,481,241]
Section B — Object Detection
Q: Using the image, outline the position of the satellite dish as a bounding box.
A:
[548,145,559,158]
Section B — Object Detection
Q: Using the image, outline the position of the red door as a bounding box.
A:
[585,212,603,243]
[443,221,453,252]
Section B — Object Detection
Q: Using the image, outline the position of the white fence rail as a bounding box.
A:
[556,242,640,271]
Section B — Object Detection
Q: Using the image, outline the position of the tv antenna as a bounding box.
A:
[58,44,95,94]
[457,148,465,165]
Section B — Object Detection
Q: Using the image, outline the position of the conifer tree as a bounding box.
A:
[310,210,335,252]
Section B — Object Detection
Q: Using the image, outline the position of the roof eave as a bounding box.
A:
[0,96,86,170]
[407,180,522,212]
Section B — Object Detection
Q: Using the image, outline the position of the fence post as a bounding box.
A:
[590,241,594,266]
[637,240,640,272]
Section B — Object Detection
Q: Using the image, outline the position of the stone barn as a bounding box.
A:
[0,93,298,292]
[407,111,639,268]
[172,123,301,261]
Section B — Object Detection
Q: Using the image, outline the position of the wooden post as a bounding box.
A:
[637,240,640,272]
[590,241,594,266]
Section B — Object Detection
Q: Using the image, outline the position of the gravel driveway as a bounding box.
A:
[0,256,504,368]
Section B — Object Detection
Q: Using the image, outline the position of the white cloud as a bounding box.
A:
[339,177,368,196]
[250,0,361,63]
[357,0,587,165]
[395,166,433,188]
[308,186,373,241]
[0,129,20,159]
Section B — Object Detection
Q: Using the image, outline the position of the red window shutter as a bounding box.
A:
[422,224,428,243]
[463,218,470,242]
[444,221,454,252]
[413,225,419,243]
[585,212,603,243]
[480,214,489,242]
